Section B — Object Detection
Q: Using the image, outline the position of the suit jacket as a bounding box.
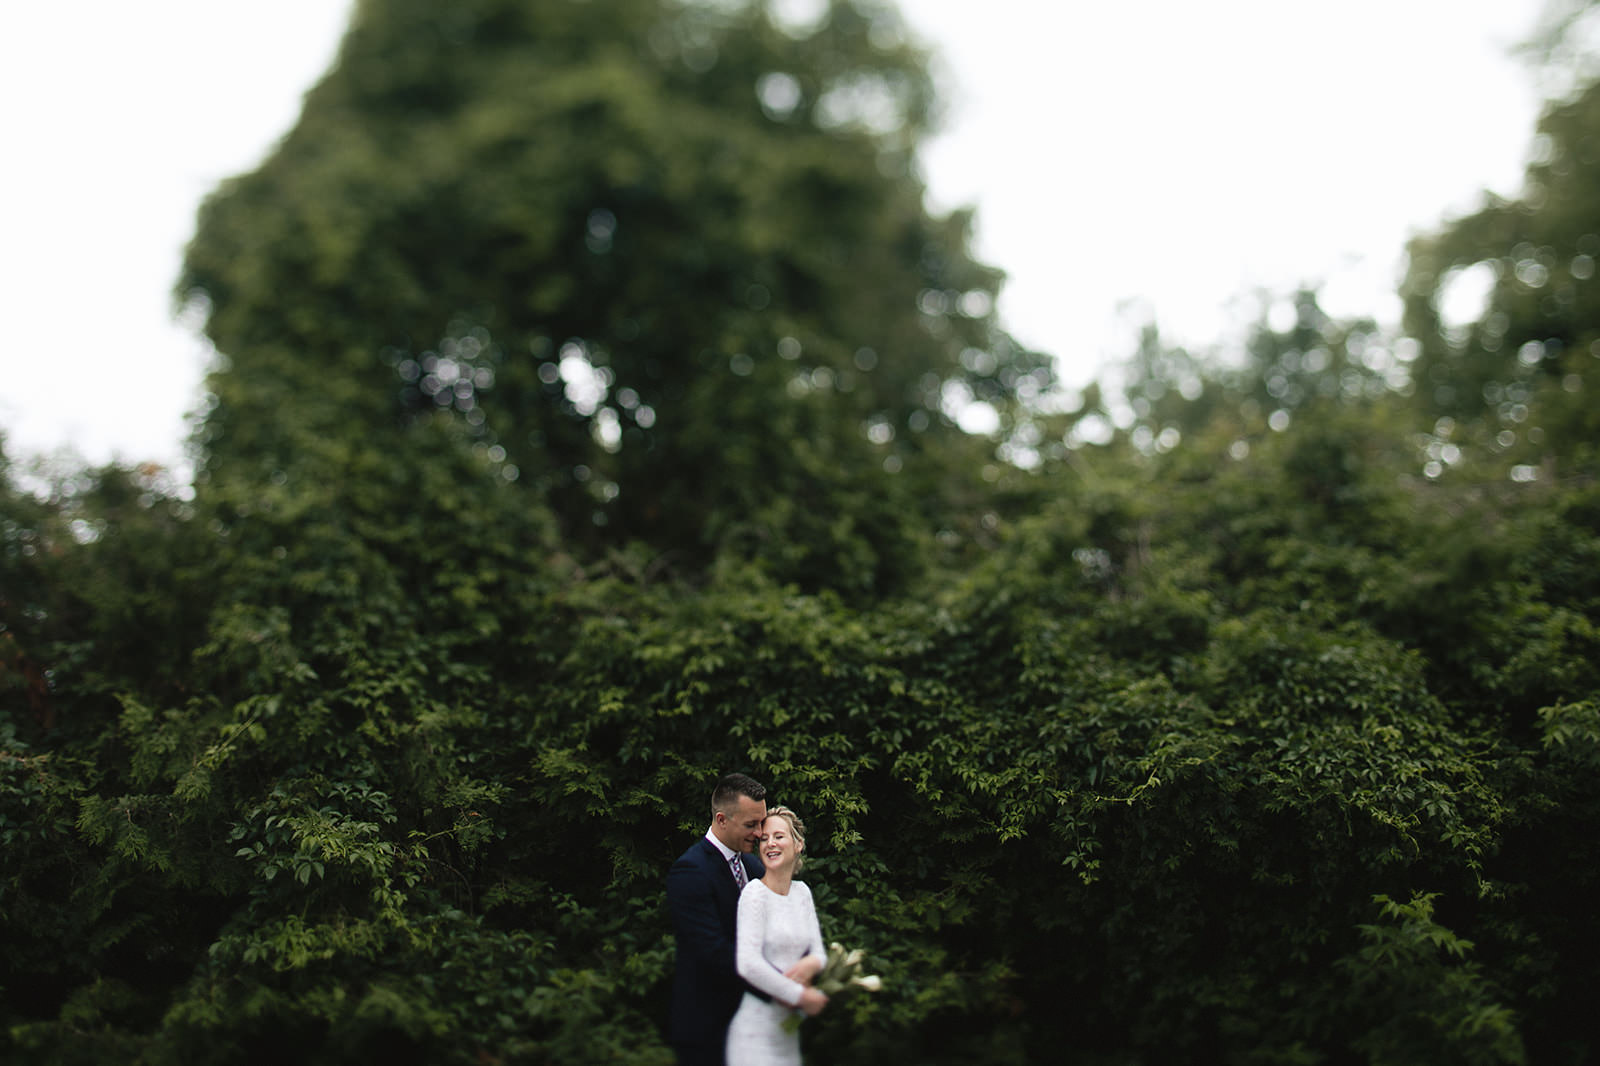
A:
[666,837,765,1052]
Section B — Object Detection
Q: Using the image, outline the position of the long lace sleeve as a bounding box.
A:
[799,882,825,964]
[735,884,806,1007]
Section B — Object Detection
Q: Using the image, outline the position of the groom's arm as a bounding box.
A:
[666,856,775,1003]
[666,857,737,976]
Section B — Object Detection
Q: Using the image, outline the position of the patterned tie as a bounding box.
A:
[730,854,747,889]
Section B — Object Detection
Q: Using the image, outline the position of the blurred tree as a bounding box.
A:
[1400,73,1600,478]
[179,0,1049,595]
[1517,0,1600,99]
[1100,288,1397,479]
[1233,290,1392,415]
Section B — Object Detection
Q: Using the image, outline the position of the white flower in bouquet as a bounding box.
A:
[814,942,881,996]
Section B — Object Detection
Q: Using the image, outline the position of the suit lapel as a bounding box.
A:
[702,839,765,903]
[701,838,738,913]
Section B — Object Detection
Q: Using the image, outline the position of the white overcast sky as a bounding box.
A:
[0,0,1547,482]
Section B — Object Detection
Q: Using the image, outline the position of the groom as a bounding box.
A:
[666,772,768,1066]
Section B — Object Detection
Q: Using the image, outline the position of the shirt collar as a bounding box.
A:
[704,828,739,864]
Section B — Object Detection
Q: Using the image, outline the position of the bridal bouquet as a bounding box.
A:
[814,941,882,996]
[784,942,882,1031]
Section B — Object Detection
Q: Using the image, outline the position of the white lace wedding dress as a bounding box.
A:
[725,879,825,1066]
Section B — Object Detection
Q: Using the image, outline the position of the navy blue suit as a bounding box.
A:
[666,837,765,1066]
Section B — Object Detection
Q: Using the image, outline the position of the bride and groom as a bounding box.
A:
[667,773,830,1066]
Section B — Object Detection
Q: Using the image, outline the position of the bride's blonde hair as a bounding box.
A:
[765,805,807,873]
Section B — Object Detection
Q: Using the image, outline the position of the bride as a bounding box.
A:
[726,805,829,1065]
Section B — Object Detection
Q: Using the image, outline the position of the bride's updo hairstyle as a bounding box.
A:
[765,805,808,873]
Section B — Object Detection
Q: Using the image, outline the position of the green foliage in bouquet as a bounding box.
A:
[815,943,882,997]
[783,941,881,1033]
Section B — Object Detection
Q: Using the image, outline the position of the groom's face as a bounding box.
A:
[715,795,768,853]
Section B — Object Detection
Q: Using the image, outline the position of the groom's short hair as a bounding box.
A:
[711,772,766,814]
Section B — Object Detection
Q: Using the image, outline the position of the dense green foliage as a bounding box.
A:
[179,0,1045,598]
[4,1,1599,1063]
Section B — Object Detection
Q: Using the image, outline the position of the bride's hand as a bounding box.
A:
[797,987,829,1017]
[784,956,823,985]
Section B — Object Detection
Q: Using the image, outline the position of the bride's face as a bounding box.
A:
[760,815,801,872]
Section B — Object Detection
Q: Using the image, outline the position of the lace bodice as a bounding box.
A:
[733,879,824,1006]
